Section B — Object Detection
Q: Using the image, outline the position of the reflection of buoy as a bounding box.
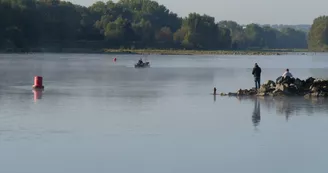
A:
[32,76,44,89]
[113,57,117,62]
[33,89,43,101]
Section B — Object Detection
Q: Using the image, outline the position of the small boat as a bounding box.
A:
[134,62,150,68]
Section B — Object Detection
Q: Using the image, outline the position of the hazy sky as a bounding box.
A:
[69,0,328,25]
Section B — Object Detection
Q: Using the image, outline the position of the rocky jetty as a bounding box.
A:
[221,77,328,98]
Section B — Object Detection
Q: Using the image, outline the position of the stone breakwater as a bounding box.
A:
[220,77,328,98]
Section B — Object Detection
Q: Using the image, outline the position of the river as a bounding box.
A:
[0,53,327,173]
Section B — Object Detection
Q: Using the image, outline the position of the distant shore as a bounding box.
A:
[0,48,313,55]
[103,49,311,55]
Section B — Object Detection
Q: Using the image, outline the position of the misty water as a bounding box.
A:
[0,53,328,173]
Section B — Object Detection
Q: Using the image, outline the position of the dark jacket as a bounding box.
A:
[138,59,143,64]
[252,65,261,78]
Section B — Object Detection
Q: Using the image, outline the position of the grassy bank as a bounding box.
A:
[0,47,311,55]
[103,48,310,55]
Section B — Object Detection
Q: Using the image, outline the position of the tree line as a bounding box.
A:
[0,0,309,51]
[308,16,328,51]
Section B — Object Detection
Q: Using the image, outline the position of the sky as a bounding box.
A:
[69,0,328,25]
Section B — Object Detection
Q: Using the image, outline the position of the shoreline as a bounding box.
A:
[103,49,310,55]
[0,48,313,55]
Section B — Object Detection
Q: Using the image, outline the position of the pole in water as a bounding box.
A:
[213,87,217,95]
[32,76,44,90]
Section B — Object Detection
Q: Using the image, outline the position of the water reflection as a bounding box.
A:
[275,98,295,121]
[274,97,328,119]
[252,98,261,127]
[238,96,328,120]
[32,89,43,102]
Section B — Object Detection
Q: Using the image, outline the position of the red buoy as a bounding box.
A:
[113,57,117,62]
[32,76,44,89]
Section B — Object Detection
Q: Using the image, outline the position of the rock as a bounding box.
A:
[313,79,323,84]
[259,83,275,95]
[259,85,268,93]
[272,89,288,96]
[294,78,304,88]
[288,84,298,94]
[275,84,288,92]
[279,76,295,85]
[223,76,328,98]
[264,80,275,87]
[305,77,315,86]
[228,92,237,96]
[306,77,315,83]
[236,89,243,96]
[319,92,328,97]
[236,88,257,96]
[276,76,283,84]
[256,92,268,96]
[310,85,319,92]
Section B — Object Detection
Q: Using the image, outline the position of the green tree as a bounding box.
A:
[308,16,328,51]
[0,0,311,51]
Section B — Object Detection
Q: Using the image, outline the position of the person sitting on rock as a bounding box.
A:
[281,69,295,86]
[282,69,293,78]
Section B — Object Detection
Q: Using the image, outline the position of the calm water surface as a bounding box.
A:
[0,53,328,173]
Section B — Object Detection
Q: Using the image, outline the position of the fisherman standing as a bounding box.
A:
[252,63,262,89]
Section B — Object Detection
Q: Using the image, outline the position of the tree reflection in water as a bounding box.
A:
[237,96,328,123]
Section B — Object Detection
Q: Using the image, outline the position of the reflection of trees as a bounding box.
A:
[273,97,328,119]
[274,98,295,121]
[238,96,328,121]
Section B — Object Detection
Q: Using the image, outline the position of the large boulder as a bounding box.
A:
[307,79,328,93]
[294,78,304,89]
[264,80,276,87]
[288,84,298,94]
[271,89,287,96]
[267,83,298,96]
[259,85,274,93]
[257,80,276,95]
[276,76,296,86]
[312,79,328,88]
[304,77,315,89]
[305,77,315,84]
[276,76,283,84]
[275,83,289,92]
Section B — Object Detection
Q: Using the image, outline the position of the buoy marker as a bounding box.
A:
[32,76,44,89]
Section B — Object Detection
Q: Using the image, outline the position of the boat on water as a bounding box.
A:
[134,62,150,68]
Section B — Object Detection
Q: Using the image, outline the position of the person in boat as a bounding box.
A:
[252,63,262,90]
[138,58,143,65]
